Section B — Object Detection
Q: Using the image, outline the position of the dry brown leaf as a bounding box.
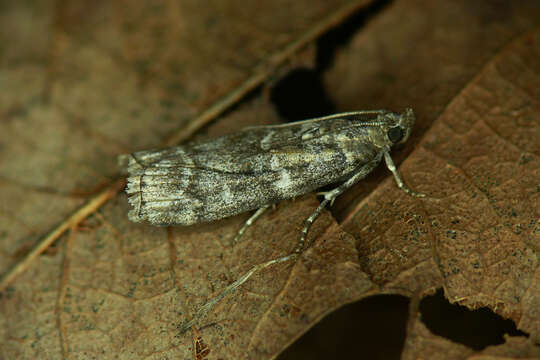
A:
[1,1,539,359]
[343,24,540,337]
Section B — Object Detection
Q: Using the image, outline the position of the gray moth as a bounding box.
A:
[120,108,423,229]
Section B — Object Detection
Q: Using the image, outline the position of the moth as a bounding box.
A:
[121,109,423,247]
[120,108,425,330]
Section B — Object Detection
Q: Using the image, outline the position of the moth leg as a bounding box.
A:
[179,251,295,333]
[231,204,271,246]
[295,199,331,254]
[295,159,381,254]
[383,152,426,198]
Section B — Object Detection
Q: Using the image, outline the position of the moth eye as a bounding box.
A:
[387,126,404,143]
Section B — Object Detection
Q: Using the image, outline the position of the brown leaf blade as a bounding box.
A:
[345,28,540,353]
[2,1,539,359]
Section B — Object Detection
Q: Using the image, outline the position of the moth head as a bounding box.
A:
[386,108,415,146]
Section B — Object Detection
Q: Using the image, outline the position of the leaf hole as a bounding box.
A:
[420,288,528,350]
[277,295,409,360]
